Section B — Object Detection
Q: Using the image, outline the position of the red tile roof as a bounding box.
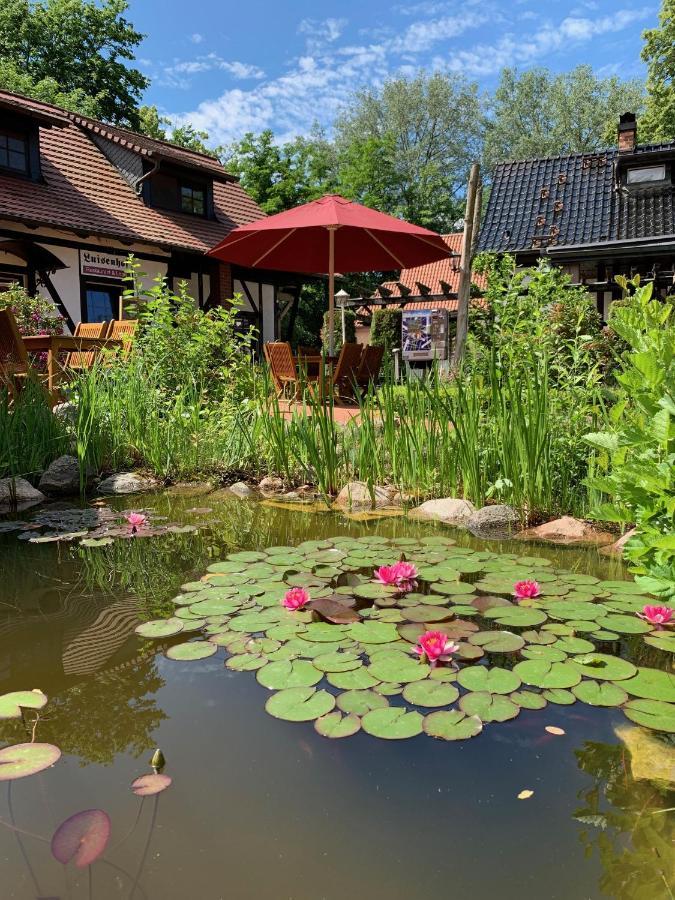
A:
[0,90,264,254]
[0,93,71,127]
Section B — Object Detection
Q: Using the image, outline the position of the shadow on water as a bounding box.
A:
[0,490,671,899]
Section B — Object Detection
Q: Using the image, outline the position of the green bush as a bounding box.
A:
[321,308,356,353]
[585,280,675,598]
[370,308,402,352]
[0,283,64,336]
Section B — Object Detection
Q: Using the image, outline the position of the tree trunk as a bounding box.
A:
[451,162,480,370]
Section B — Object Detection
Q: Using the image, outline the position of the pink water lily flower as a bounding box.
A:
[414,630,459,666]
[374,566,401,586]
[125,512,148,534]
[393,561,418,583]
[282,587,310,611]
[638,605,673,626]
[514,580,541,600]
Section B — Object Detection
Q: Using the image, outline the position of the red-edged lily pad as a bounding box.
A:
[131,773,173,796]
[0,742,61,781]
[51,809,111,867]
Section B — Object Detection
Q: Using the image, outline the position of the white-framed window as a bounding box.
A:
[626,165,666,185]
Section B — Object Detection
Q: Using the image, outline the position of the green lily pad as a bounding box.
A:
[257,660,322,689]
[401,680,459,707]
[521,630,557,645]
[314,711,361,738]
[300,623,348,642]
[457,666,521,694]
[552,636,595,654]
[361,707,424,739]
[595,614,652,634]
[337,689,389,715]
[326,668,379,689]
[401,605,456,623]
[313,651,362,673]
[226,654,267,671]
[598,580,645,594]
[571,680,628,706]
[265,687,335,721]
[568,653,637,681]
[368,652,430,684]
[0,690,48,719]
[0,743,61,781]
[423,710,483,741]
[166,641,218,661]
[521,645,568,662]
[644,632,675,653]
[467,631,525,653]
[135,618,184,639]
[189,598,242,616]
[483,607,547,627]
[510,690,547,710]
[514,659,581,689]
[621,668,675,702]
[623,698,675,732]
[459,691,520,722]
[542,688,576,705]
[347,622,399,644]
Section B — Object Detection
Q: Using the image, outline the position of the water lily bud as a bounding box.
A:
[150,748,165,772]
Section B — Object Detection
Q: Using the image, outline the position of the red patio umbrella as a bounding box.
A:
[208,194,452,354]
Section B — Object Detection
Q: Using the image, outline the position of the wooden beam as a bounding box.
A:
[451,162,480,370]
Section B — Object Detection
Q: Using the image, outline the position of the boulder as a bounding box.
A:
[600,527,638,556]
[258,476,285,496]
[98,472,158,495]
[38,455,84,495]
[468,504,521,536]
[614,724,675,787]
[522,516,614,545]
[165,481,214,497]
[335,482,391,510]
[228,481,255,498]
[409,497,475,526]
[52,401,78,428]
[0,477,45,512]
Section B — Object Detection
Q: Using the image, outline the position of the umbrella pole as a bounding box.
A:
[328,226,336,357]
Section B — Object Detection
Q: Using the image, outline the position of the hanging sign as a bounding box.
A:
[401,309,449,360]
[80,249,127,280]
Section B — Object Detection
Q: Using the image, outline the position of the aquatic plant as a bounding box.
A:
[282,587,310,610]
[413,631,459,666]
[514,580,541,600]
[638,605,673,626]
[126,512,148,534]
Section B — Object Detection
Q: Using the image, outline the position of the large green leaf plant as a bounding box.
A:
[585,280,675,597]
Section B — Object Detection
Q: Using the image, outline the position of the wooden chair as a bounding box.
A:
[330,343,364,404]
[64,321,109,370]
[356,345,384,394]
[0,309,31,398]
[106,319,138,355]
[264,341,299,399]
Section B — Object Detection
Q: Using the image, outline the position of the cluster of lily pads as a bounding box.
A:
[0,506,196,547]
[134,535,675,739]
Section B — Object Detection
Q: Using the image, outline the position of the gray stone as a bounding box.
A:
[0,477,45,512]
[409,497,475,525]
[98,472,158,495]
[259,476,285,496]
[522,516,614,546]
[468,504,521,536]
[335,482,392,510]
[52,401,78,428]
[228,481,255,498]
[38,455,83,495]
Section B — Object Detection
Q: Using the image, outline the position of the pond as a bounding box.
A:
[0,490,672,900]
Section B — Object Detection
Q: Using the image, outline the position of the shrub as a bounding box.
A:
[321,308,356,353]
[0,283,64,336]
[370,308,402,353]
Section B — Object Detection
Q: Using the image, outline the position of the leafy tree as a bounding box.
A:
[483,66,645,170]
[640,0,675,142]
[334,73,483,232]
[0,0,148,126]
[137,105,219,157]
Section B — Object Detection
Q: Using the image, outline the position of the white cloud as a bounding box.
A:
[190,33,204,44]
[159,53,265,87]
[298,17,348,46]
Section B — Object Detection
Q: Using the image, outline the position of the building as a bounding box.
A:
[477,113,675,318]
[0,90,295,338]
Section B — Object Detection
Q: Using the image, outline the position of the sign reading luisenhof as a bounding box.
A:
[79,250,128,280]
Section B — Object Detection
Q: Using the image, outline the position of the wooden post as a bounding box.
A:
[451,162,480,370]
[328,226,336,356]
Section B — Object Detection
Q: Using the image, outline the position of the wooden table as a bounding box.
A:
[23,335,122,395]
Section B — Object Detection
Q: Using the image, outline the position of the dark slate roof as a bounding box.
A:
[477,142,675,254]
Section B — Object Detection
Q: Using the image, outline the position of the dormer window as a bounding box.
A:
[0,128,29,175]
[145,168,211,218]
[626,165,667,185]
[181,184,205,215]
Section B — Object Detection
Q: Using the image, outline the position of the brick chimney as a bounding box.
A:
[618,112,637,153]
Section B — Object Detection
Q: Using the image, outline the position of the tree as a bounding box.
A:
[641,0,675,142]
[334,73,483,232]
[483,66,645,170]
[0,0,148,126]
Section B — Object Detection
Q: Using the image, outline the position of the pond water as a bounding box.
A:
[0,490,672,900]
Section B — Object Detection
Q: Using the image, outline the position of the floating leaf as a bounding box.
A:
[521,645,568,662]
[337,689,389,715]
[621,668,675,702]
[135,618,184,639]
[510,690,547,710]
[313,651,362,673]
[514,659,581,689]
[468,631,525,653]
[257,660,322,689]
[545,725,565,735]
[595,614,652,634]
[314,712,361,738]
[265,687,335,721]
[326,668,379,690]
[552,636,595,654]
[457,666,521,695]
[459,692,520,722]
[347,622,399,644]
[517,790,534,800]
[51,809,111,868]
[165,641,218,661]
[623,699,675,732]
[368,652,430,684]
[483,607,547,627]
[361,707,423,739]
[571,680,628,707]
[0,742,61,780]
[0,689,48,719]
[226,654,266,671]
[423,710,482,741]
[131,774,172,796]
[300,623,349,642]
[542,688,576,705]
[568,653,637,681]
[309,597,359,624]
[401,680,459,707]
[644,632,675,653]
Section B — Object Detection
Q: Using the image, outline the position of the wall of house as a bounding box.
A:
[232,278,277,342]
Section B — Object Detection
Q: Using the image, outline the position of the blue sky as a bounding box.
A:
[130,0,658,147]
